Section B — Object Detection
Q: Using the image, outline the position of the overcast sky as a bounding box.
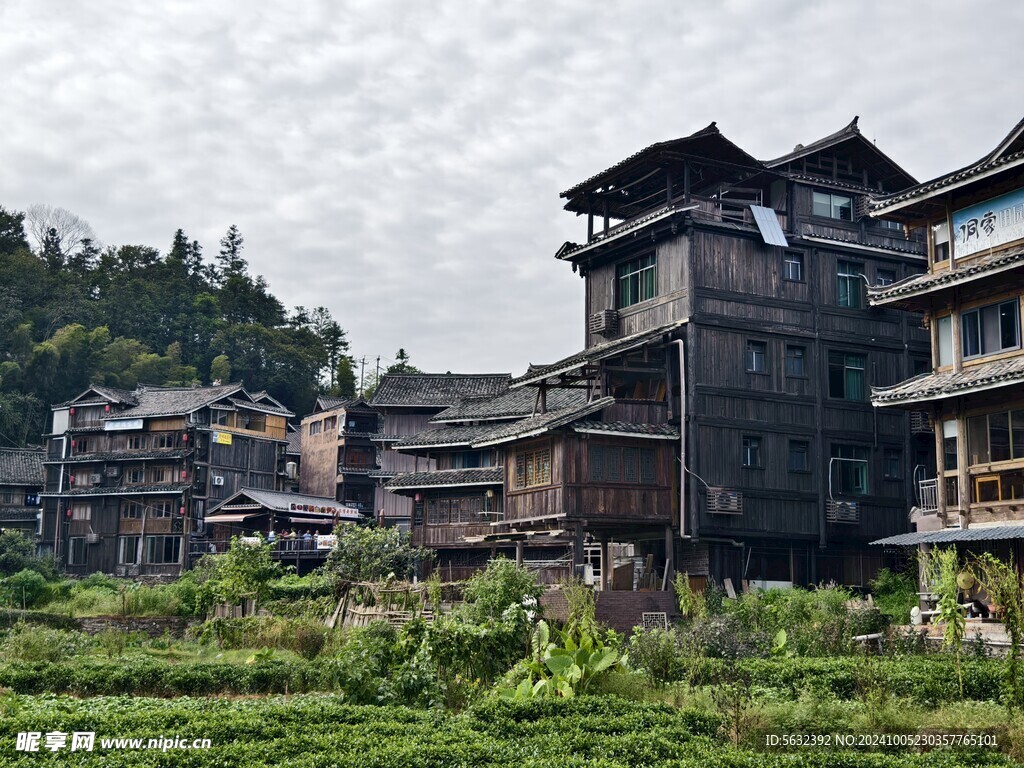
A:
[1,1,1021,376]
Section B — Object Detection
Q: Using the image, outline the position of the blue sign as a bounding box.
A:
[953,186,1024,259]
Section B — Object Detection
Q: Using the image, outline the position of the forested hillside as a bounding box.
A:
[0,204,356,446]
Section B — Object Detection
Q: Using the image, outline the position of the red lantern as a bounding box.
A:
[104,404,110,413]
[179,506,186,516]
[69,475,75,485]
[180,470,188,479]
[182,434,188,442]
[65,508,72,518]
[69,407,76,415]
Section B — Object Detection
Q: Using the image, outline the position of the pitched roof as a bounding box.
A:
[59,383,295,421]
[286,429,302,456]
[869,244,1024,308]
[510,320,686,388]
[472,397,615,447]
[872,356,1024,407]
[764,116,916,191]
[873,524,1024,547]
[42,483,191,497]
[431,387,588,424]
[0,449,44,486]
[385,467,503,491]
[370,373,510,408]
[870,115,1024,217]
[211,488,360,516]
[314,395,366,413]
[51,449,192,465]
[572,421,679,439]
[395,423,506,449]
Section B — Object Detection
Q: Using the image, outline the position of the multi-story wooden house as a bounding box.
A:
[299,396,379,512]
[369,373,510,530]
[501,118,931,588]
[869,117,1024,561]
[0,448,44,538]
[40,384,292,576]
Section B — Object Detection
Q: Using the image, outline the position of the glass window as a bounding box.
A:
[616,254,657,309]
[932,220,950,263]
[962,300,1020,359]
[71,503,91,521]
[788,441,809,472]
[118,536,139,565]
[828,351,866,400]
[68,538,88,566]
[831,444,868,496]
[745,340,767,373]
[876,269,896,286]
[145,535,181,565]
[813,191,853,221]
[515,447,551,488]
[884,448,903,479]
[879,219,903,231]
[742,436,762,468]
[937,315,954,367]
[837,261,865,308]
[784,345,806,377]
[783,251,804,281]
[943,420,958,471]
[968,410,1024,466]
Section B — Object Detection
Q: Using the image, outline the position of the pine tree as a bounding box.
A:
[217,225,247,280]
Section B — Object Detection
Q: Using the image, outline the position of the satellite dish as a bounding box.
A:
[957,572,976,590]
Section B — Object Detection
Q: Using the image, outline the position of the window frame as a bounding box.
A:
[960,299,1021,361]
[741,435,763,469]
[68,537,88,566]
[836,260,865,309]
[788,440,810,473]
[827,350,867,401]
[883,447,903,480]
[144,535,182,565]
[782,251,804,282]
[615,253,658,309]
[813,190,854,221]
[513,444,553,490]
[117,536,140,565]
[784,345,807,378]
[876,268,897,287]
[831,444,869,497]
[745,339,768,375]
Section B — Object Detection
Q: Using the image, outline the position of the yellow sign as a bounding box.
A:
[213,431,233,445]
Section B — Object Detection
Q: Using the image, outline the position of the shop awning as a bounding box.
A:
[872,525,1024,546]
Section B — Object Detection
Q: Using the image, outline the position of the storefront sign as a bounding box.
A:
[212,431,233,445]
[103,418,144,431]
[953,186,1024,258]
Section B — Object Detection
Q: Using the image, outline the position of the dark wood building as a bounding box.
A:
[40,384,293,577]
[299,396,379,513]
[0,448,44,538]
[869,115,1024,560]
[514,117,932,588]
[369,373,510,531]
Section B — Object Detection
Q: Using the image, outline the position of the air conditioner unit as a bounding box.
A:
[588,309,620,338]
[89,473,103,485]
[85,532,100,544]
[706,487,743,514]
[212,476,225,486]
[826,499,860,524]
[103,465,120,477]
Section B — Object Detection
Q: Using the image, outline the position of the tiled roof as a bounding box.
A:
[431,387,588,424]
[572,422,679,439]
[213,488,357,514]
[0,449,44,486]
[873,524,1024,547]
[286,429,302,455]
[0,508,40,521]
[473,398,615,447]
[58,384,294,421]
[800,223,925,256]
[510,320,686,388]
[872,356,1024,406]
[41,483,191,497]
[554,205,693,261]
[869,245,1024,306]
[370,374,510,408]
[385,467,504,490]
[315,395,367,413]
[396,423,505,449]
[227,398,292,416]
[871,148,1024,215]
[47,449,192,465]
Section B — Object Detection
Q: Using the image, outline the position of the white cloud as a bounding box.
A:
[1,0,1021,375]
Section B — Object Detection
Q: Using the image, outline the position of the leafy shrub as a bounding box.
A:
[461,558,541,624]
[189,616,329,657]
[870,567,918,623]
[0,622,93,661]
[627,627,687,685]
[0,568,48,608]
[0,529,55,579]
[320,524,432,584]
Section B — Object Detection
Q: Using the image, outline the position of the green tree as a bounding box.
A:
[206,535,284,607]
[217,224,247,280]
[0,530,54,578]
[210,354,231,385]
[0,205,29,255]
[320,525,432,583]
[386,348,420,375]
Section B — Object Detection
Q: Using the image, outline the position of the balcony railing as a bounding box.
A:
[918,478,938,513]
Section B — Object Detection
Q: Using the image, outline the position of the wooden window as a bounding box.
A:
[153,433,174,449]
[932,220,950,263]
[788,441,809,472]
[828,351,866,400]
[936,315,954,367]
[742,436,762,468]
[745,340,767,374]
[836,261,865,308]
[967,410,1024,465]
[589,445,657,484]
[1,490,14,505]
[150,499,173,518]
[961,300,1020,359]
[831,444,868,496]
[323,416,337,433]
[144,535,181,565]
[71,503,91,521]
[616,253,657,308]
[813,191,853,221]
[878,219,903,231]
[149,466,172,484]
[782,251,804,282]
[943,420,958,471]
[127,467,145,484]
[884,448,903,480]
[876,268,896,287]
[784,345,806,378]
[308,420,322,435]
[127,435,144,450]
[213,409,231,427]
[68,538,88,566]
[515,447,551,489]
[120,499,140,519]
[117,536,139,565]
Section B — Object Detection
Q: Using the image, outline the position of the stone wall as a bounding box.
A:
[75,616,198,638]
[540,589,679,635]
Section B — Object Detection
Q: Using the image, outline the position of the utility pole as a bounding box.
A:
[359,356,366,395]
[375,356,381,382]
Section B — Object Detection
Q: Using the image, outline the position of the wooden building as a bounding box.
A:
[0,448,44,538]
[369,373,510,531]
[299,396,379,512]
[869,116,1024,560]
[40,384,293,577]
[512,117,932,588]
[283,423,302,493]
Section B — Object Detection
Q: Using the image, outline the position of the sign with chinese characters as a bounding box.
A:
[103,418,144,432]
[953,187,1024,259]
[212,431,233,445]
